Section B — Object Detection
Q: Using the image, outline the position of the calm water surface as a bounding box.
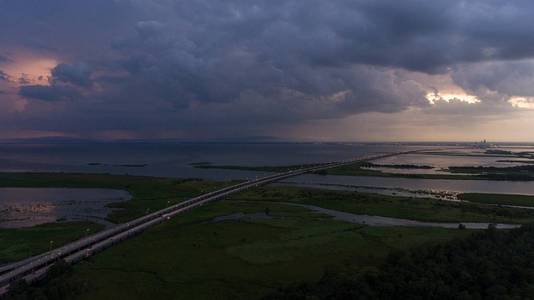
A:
[285,174,534,196]
[367,152,534,175]
[0,142,416,180]
[0,188,131,228]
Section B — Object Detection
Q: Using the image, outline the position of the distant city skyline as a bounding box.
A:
[2,1,534,142]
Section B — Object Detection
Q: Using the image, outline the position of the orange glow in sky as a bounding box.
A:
[1,55,57,86]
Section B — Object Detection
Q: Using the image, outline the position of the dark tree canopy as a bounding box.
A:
[266,225,534,300]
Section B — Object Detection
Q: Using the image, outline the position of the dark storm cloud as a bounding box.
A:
[18,85,81,102]
[0,55,10,63]
[51,63,93,86]
[452,61,534,100]
[104,1,444,114]
[3,0,534,137]
[0,71,8,81]
[0,0,134,58]
[14,62,94,102]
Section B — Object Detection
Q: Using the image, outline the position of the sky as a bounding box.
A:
[2,0,534,142]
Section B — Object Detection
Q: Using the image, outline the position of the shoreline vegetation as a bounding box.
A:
[362,163,433,169]
[418,150,534,158]
[87,163,148,168]
[497,159,534,164]
[0,222,104,264]
[192,161,534,181]
[458,193,534,207]
[191,161,327,173]
[438,164,534,181]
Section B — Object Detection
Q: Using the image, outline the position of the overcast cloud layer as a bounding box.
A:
[2,0,534,140]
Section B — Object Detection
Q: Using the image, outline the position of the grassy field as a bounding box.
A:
[59,198,473,300]
[0,222,103,264]
[458,193,534,207]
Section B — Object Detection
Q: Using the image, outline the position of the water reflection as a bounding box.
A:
[0,188,131,228]
[277,182,460,201]
[0,143,432,180]
[284,174,534,196]
[367,152,534,175]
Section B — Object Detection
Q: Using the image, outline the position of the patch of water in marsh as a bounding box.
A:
[0,188,131,228]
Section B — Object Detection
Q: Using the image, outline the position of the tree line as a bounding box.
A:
[265,225,534,300]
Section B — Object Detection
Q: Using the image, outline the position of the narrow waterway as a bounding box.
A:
[286,203,520,229]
